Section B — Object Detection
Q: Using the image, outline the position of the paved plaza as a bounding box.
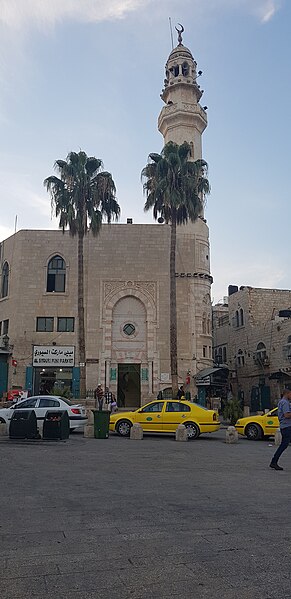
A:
[0,430,290,598]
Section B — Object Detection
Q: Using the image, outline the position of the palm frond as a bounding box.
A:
[44,150,120,236]
[141,142,210,224]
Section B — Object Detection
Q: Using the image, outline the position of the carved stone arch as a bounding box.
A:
[101,282,158,371]
[105,287,156,325]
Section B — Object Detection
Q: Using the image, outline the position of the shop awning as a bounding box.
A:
[269,369,291,380]
[196,367,222,380]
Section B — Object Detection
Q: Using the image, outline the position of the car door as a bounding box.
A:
[135,401,165,432]
[7,397,39,422]
[36,397,61,422]
[263,408,279,436]
[163,401,192,432]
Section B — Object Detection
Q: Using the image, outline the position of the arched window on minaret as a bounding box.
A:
[173,65,179,77]
[182,62,189,77]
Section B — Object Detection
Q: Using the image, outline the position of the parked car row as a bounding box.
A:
[0,396,281,441]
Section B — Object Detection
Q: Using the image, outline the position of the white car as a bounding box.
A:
[0,395,88,432]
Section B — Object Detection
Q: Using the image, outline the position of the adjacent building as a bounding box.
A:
[212,286,291,410]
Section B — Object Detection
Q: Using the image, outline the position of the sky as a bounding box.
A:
[0,0,290,302]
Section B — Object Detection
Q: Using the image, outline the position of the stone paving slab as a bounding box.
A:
[0,430,290,598]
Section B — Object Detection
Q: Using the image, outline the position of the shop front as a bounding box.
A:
[26,346,80,398]
[196,366,229,410]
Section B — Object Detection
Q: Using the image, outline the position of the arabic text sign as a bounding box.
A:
[33,346,75,367]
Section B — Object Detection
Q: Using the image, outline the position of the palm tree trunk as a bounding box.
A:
[170,215,178,398]
[78,232,86,399]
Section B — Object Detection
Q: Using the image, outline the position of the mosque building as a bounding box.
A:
[0,30,213,406]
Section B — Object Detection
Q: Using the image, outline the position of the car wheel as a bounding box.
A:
[116,419,132,437]
[245,423,263,440]
[184,422,200,440]
[0,418,6,423]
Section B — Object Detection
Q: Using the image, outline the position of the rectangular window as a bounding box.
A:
[203,345,207,358]
[36,317,54,332]
[57,317,74,332]
[3,319,9,334]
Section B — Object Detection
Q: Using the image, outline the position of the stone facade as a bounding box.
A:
[212,286,291,409]
[0,35,213,405]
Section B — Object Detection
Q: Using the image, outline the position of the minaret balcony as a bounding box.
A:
[158,103,207,136]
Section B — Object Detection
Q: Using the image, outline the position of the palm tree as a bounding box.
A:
[44,150,120,399]
[141,141,210,398]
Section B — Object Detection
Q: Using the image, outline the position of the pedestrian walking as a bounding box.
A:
[270,389,291,471]
[104,387,117,412]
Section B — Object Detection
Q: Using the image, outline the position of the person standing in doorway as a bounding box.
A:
[270,389,291,471]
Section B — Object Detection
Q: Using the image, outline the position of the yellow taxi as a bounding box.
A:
[235,407,279,440]
[110,399,220,439]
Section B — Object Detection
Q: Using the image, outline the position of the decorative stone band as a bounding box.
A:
[175,272,213,283]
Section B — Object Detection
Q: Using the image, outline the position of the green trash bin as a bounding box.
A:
[92,410,110,439]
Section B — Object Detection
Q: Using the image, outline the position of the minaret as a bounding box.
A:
[158,26,213,400]
[158,25,207,162]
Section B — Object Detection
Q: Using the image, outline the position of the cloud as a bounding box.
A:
[0,0,149,29]
[203,0,281,24]
[253,0,280,22]
[0,0,282,30]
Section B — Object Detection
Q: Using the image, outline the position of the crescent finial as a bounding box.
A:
[175,23,184,45]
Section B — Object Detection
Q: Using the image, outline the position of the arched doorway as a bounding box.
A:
[112,296,146,407]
